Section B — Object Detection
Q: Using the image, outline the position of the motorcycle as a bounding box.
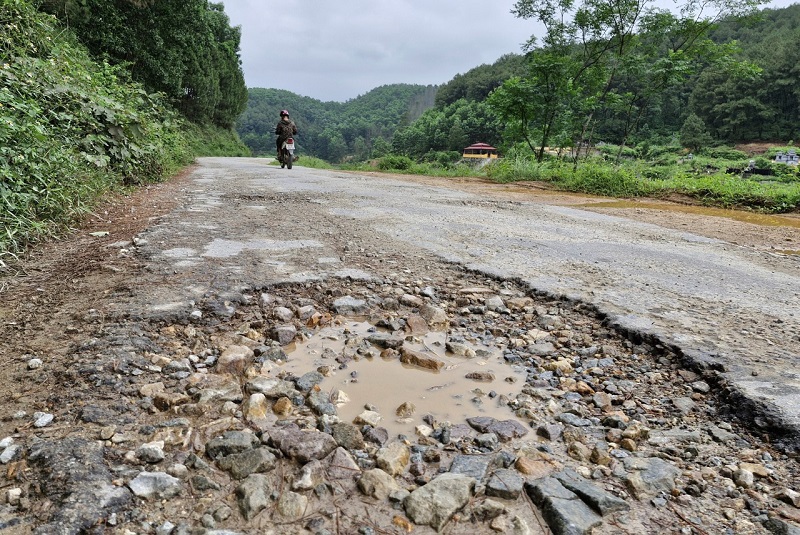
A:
[280,137,295,169]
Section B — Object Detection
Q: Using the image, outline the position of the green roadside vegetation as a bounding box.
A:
[333,145,799,213]
[1,0,249,257]
[485,146,800,213]
[276,140,799,213]
[268,156,334,170]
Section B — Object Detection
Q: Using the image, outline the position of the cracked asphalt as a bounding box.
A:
[132,157,800,449]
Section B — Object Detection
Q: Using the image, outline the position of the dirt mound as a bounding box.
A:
[734,142,785,155]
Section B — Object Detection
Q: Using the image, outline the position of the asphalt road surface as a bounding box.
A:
[139,157,800,449]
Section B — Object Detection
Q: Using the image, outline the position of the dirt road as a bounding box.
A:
[1,157,799,534]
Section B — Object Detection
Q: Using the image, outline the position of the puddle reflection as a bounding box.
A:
[576,201,800,229]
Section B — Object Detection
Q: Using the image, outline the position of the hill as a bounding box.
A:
[237,84,437,161]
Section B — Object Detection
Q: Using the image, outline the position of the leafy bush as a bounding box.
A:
[377,155,414,171]
[597,144,638,159]
[560,163,648,197]
[184,123,249,157]
[421,151,461,166]
[699,147,748,161]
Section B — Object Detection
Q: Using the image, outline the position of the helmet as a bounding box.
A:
[280,109,289,117]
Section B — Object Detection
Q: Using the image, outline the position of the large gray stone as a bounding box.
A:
[331,422,365,450]
[245,377,299,399]
[449,454,500,482]
[324,447,362,481]
[216,345,253,375]
[128,472,182,500]
[275,491,308,521]
[647,428,703,446]
[205,431,260,460]
[268,424,337,463]
[764,517,800,535]
[307,390,337,416]
[236,474,272,520]
[623,457,681,499]
[333,296,368,315]
[486,469,524,500]
[376,442,410,476]
[292,460,325,491]
[465,416,529,441]
[295,371,324,392]
[404,473,476,531]
[358,468,403,500]
[270,324,297,346]
[554,469,630,515]
[525,477,602,535]
[217,447,277,480]
[29,438,132,535]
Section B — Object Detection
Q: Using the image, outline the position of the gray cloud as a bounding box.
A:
[221,0,796,102]
[221,0,537,101]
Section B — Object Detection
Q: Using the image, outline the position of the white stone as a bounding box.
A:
[353,410,382,427]
[136,441,166,463]
[32,412,54,428]
[128,472,182,499]
[415,425,434,437]
[6,488,22,505]
[330,390,350,406]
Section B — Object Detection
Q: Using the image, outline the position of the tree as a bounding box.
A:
[488,52,581,161]
[41,0,247,128]
[680,113,712,151]
[447,120,468,151]
[506,0,769,162]
[389,99,503,159]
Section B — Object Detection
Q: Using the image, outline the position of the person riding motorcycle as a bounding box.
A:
[275,110,297,163]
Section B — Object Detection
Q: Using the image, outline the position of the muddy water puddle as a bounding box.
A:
[284,322,526,436]
[576,200,800,228]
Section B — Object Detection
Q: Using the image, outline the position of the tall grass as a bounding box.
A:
[342,156,485,178]
[485,153,800,212]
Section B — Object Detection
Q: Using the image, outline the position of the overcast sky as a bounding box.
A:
[220,0,797,103]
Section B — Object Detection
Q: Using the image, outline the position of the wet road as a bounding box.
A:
[140,157,800,448]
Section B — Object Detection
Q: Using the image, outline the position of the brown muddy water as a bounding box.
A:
[283,321,526,436]
[576,200,800,229]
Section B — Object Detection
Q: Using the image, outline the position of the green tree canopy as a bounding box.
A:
[40,0,247,128]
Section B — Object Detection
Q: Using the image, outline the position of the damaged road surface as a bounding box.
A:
[1,157,799,535]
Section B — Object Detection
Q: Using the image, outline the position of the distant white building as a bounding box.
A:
[774,149,799,165]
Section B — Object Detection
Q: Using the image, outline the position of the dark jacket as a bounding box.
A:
[275,119,297,140]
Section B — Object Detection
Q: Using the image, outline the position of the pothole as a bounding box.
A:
[282,321,526,436]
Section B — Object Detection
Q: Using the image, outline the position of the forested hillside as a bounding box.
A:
[434,54,527,109]
[244,3,798,165]
[237,85,437,161]
[393,2,800,161]
[692,4,800,142]
[1,0,248,256]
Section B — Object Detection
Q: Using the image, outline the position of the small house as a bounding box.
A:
[462,142,499,159]
[774,149,799,166]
